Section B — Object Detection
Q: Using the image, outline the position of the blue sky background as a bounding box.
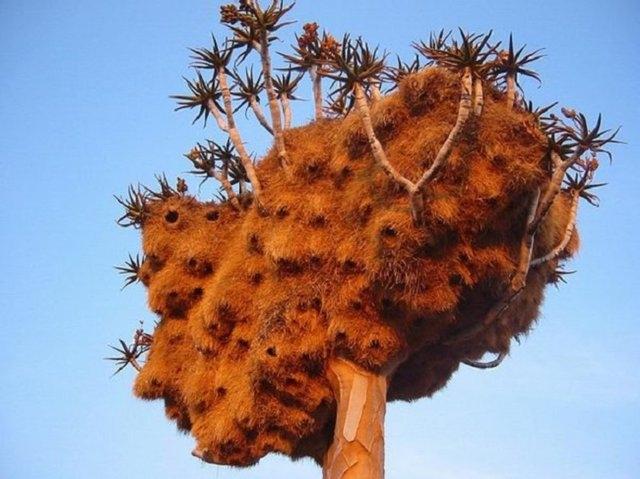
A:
[1,1,639,478]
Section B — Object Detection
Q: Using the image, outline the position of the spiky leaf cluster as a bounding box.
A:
[106,323,154,375]
[186,140,248,190]
[548,111,621,161]
[231,66,265,111]
[190,35,234,72]
[491,34,543,86]
[172,72,223,126]
[220,1,295,33]
[414,28,496,78]
[280,23,340,72]
[115,253,144,289]
[325,35,386,107]
[272,70,302,99]
[145,174,180,200]
[382,54,423,92]
[115,185,149,228]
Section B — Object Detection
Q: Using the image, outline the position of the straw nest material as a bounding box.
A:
[131,67,578,465]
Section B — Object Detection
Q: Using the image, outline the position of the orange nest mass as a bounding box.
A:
[131,68,577,465]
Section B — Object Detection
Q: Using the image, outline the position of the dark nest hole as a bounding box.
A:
[276,206,290,219]
[248,233,264,254]
[146,254,165,272]
[166,291,189,318]
[332,166,353,189]
[341,259,364,275]
[276,258,304,277]
[165,210,179,224]
[205,210,220,221]
[309,214,327,228]
[186,257,214,277]
[300,353,324,377]
[190,287,204,301]
[304,160,326,183]
[380,225,398,238]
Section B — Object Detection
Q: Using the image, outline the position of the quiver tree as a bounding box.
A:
[110,3,620,478]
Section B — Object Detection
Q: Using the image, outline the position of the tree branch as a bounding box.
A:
[310,65,324,120]
[473,77,484,116]
[249,96,274,134]
[206,99,229,133]
[217,69,265,209]
[410,68,473,225]
[258,29,289,169]
[461,351,506,369]
[445,188,541,345]
[210,166,241,210]
[280,92,292,129]
[353,83,415,194]
[531,190,579,267]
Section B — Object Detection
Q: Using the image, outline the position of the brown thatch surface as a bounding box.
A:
[131,67,577,465]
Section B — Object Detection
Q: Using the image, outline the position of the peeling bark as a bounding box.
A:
[323,358,387,479]
[370,82,382,103]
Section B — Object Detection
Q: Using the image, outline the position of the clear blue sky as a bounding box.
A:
[1,1,638,478]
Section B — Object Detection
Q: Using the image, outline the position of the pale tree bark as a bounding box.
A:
[506,73,516,109]
[353,83,415,194]
[531,191,579,267]
[258,30,288,169]
[473,77,484,116]
[353,68,474,226]
[323,358,387,479]
[210,166,241,210]
[370,82,382,103]
[310,65,324,121]
[530,148,586,234]
[216,70,264,210]
[411,68,473,224]
[281,93,292,129]
[206,99,229,133]
[249,96,274,135]
[445,188,541,345]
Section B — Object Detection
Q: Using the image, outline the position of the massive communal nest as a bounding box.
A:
[132,68,577,465]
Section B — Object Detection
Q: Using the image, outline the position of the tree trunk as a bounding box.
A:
[323,358,387,479]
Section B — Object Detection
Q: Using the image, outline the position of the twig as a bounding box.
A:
[461,352,506,369]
